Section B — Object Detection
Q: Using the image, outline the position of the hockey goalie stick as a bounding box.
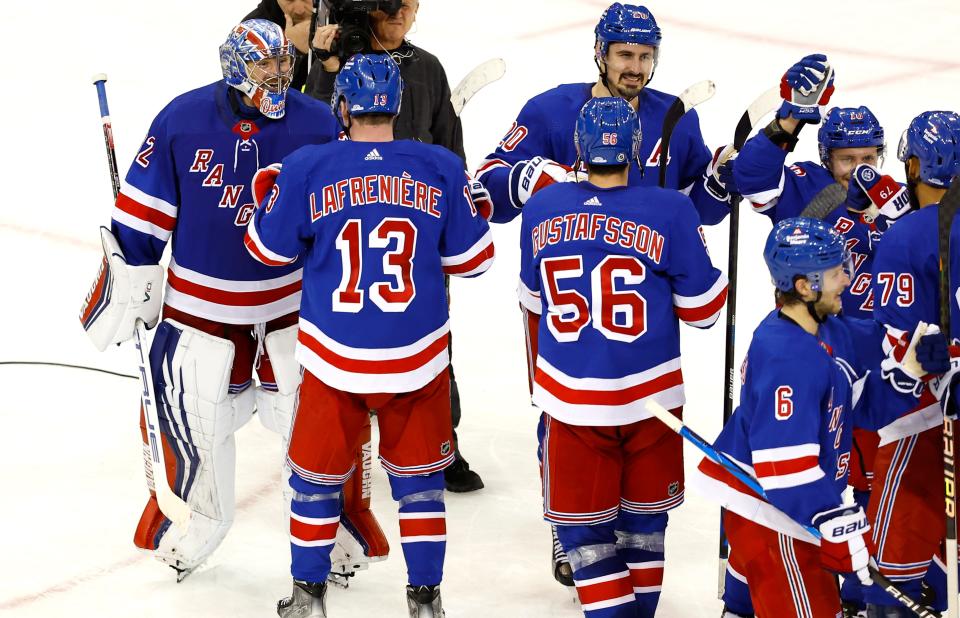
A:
[799,182,846,220]
[450,58,506,117]
[937,180,960,618]
[92,74,192,530]
[658,80,716,187]
[717,85,782,596]
[645,400,941,618]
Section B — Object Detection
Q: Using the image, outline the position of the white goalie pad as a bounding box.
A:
[257,324,302,439]
[79,227,163,352]
[148,318,256,571]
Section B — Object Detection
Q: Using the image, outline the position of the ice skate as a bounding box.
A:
[277,580,327,618]
[406,584,445,617]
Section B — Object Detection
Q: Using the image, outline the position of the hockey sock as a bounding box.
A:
[615,511,667,618]
[556,523,637,618]
[922,555,948,612]
[721,559,754,616]
[389,471,446,586]
[288,472,342,583]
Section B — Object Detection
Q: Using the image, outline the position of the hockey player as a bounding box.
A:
[479,1,741,587]
[519,97,728,617]
[858,110,960,616]
[476,2,737,228]
[730,55,911,618]
[245,53,494,617]
[75,20,377,580]
[689,216,893,618]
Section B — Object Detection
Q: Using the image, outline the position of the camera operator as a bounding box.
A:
[243,0,329,91]
[309,1,483,495]
[307,0,465,161]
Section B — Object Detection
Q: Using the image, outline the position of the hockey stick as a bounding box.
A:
[92,74,191,530]
[800,182,846,220]
[937,180,960,618]
[646,401,941,618]
[450,58,506,117]
[658,80,716,187]
[717,85,781,597]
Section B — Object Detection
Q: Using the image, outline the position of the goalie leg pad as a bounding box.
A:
[79,227,163,351]
[133,318,256,572]
[330,421,390,577]
[257,323,302,440]
[555,522,638,617]
[389,472,446,586]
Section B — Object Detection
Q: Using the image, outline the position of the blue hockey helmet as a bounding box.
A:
[574,97,641,166]
[897,110,960,188]
[220,20,296,120]
[332,54,403,117]
[764,217,850,293]
[595,3,662,57]
[817,106,885,167]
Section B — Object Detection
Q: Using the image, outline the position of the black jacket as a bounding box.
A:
[306,42,466,162]
[243,0,311,92]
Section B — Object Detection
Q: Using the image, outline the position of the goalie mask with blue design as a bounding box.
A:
[764,217,852,294]
[220,20,296,120]
[574,97,641,167]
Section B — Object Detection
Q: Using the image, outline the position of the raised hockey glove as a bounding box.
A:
[881,322,936,396]
[467,174,493,221]
[916,329,952,374]
[703,144,737,202]
[843,164,911,223]
[812,505,873,586]
[777,54,835,123]
[508,157,572,209]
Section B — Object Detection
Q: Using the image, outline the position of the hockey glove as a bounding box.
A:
[881,322,936,396]
[812,505,873,586]
[508,157,572,209]
[777,54,835,123]
[844,164,911,223]
[704,144,737,202]
[467,174,493,221]
[252,162,283,208]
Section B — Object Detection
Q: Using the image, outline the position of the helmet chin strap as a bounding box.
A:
[805,291,827,324]
[904,161,923,211]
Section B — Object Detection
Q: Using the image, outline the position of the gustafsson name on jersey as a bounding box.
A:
[310,173,444,221]
[531,212,664,264]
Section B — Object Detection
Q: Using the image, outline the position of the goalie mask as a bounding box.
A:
[220,19,296,120]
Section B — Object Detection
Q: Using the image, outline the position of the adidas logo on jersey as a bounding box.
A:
[584,196,602,206]
[365,148,383,161]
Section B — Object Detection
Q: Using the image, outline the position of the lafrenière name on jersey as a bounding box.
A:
[531,212,664,264]
[310,174,443,221]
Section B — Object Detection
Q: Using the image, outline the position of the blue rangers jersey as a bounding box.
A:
[111,81,338,324]
[518,181,727,426]
[735,131,897,319]
[691,311,885,541]
[245,139,494,394]
[477,83,730,226]
[865,204,958,444]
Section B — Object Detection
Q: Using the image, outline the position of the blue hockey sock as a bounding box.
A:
[390,471,446,586]
[556,522,637,618]
[288,472,342,583]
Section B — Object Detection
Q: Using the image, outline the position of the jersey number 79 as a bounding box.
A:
[541,254,647,343]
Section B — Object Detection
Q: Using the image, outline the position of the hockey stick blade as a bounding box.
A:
[659,80,716,187]
[800,182,846,220]
[450,58,506,117]
[136,321,192,529]
[645,401,941,618]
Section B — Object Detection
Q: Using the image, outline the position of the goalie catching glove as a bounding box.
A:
[78,227,163,351]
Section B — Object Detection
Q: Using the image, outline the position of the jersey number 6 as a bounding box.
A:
[541,255,647,343]
[334,218,417,313]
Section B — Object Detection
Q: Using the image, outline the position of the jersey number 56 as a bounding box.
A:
[541,255,647,343]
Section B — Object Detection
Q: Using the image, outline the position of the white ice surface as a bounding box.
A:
[4,0,960,616]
